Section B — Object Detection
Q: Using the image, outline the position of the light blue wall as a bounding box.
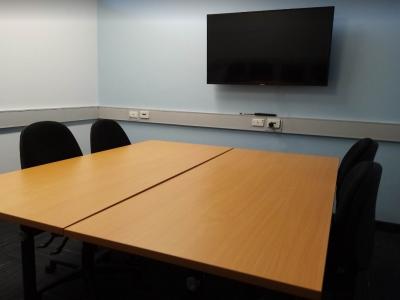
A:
[98,0,400,122]
[98,0,400,223]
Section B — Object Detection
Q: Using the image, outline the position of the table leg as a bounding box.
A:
[20,226,39,300]
[82,242,96,299]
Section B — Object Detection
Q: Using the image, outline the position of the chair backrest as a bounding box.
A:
[20,121,83,169]
[334,161,382,273]
[90,119,131,153]
[336,138,378,196]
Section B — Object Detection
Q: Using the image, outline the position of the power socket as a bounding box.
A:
[139,111,150,119]
[267,117,281,129]
[251,118,265,127]
[129,110,139,119]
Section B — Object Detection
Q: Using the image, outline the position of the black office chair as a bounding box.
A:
[20,121,83,273]
[90,119,137,265]
[90,119,131,153]
[336,138,378,204]
[325,161,382,300]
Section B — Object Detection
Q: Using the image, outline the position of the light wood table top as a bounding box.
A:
[0,140,231,233]
[66,148,339,299]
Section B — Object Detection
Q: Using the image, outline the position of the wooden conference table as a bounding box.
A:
[0,140,338,300]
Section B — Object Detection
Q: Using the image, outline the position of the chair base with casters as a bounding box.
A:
[37,233,79,274]
[20,225,96,300]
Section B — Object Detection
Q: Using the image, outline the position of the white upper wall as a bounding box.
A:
[0,0,98,110]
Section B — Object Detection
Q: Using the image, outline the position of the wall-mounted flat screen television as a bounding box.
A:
[207,7,335,86]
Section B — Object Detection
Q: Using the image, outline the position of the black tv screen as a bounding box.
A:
[207,7,334,86]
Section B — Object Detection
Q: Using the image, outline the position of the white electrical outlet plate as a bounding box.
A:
[139,110,150,119]
[251,118,265,127]
[267,117,281,129]
[129,110,138,118]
